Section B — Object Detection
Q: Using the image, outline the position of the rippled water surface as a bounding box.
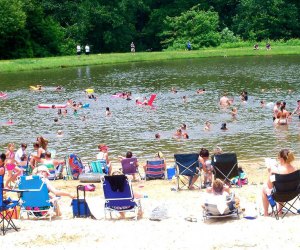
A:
[0,55,299,163]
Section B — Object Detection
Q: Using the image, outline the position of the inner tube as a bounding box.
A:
[86,89,94,94]
[38,104,67,109]
[82,103,90,108]
[79,173,103,183]
[30,86,41,91]
[0,93,7,99]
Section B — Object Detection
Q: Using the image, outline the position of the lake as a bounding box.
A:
[0,55,299,164]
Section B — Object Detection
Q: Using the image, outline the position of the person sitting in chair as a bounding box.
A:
[119,151,139,181]
[261,149,297,216]
[96,144,112,175]
[36,165,74,216]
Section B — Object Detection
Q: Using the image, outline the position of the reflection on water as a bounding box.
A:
[0,56,299,163]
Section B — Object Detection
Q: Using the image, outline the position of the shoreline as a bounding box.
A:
[0,46,299,73]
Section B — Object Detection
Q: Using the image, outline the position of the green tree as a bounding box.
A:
[233,0,299,40]
[160,6,221,50]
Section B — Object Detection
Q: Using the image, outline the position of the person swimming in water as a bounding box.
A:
[231,107,238,118]
[219,94,232,106]
[221,123,228,130]
[204,121,211,131]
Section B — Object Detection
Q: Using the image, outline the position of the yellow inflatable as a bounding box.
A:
[85,88,94,94]
[30,85,42,90]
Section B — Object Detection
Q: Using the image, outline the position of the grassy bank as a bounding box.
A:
[0,45,300,73]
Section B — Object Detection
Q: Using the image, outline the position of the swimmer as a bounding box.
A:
[204,121,211,131]
[54,118,59,123]
[260,100,265,108]
[7,119,13,124]
[171,87,178,93]
[57,130,63,137]
[240,91,248,102]
[221,123,228,131]
[219,94,232,106]
[182,96,187,103]
[231,107,238,118]
[173,129,182,139]
[142,97,148,105]
[291,100,300,119]
[196,88,205,94]
[62,109,67,116]
[56,86,62,91]
[180,123,187,131]
[81,115,86,121]
[273,101,281,121]
[155,133,161,139]
[105,107,111,116]
[183,132,189,139]
[37,85,42,91]
[57,109,62,115]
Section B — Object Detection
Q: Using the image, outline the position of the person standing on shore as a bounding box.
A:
[76,45,81,56]
[130,42,135,53]
[85,44,90,55]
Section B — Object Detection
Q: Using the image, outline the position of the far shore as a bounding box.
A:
[0,45,300,73]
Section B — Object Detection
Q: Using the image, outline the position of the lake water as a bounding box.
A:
[0,55,299,164]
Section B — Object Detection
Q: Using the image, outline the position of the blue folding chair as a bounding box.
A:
[0,176,19,235]
[18,175,55,220]
[103,175,141,220]
[174,153,201,190]
[145,160,165,180]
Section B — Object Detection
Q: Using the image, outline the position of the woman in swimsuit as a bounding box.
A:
[261,149,297,216]
[30,142,46,168]
[275,106,289,125]
[5,143,22,188]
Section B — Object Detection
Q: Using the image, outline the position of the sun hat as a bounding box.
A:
[98,144,109,151]
[37,165,50,176]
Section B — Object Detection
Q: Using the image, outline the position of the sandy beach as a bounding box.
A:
[1,160,300,249]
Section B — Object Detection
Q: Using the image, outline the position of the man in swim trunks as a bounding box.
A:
[273,101,281,121]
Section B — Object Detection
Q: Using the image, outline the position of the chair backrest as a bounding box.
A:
[89,160,105,174]
[272,170,300,202]
[147,94,157,106]
[66,154,84,179]
[146,160,165,179]
[121,158,138,175]
[19,175,51,208]
[174,153,200,176]
[211,153,239,180]
[103,175,136,208]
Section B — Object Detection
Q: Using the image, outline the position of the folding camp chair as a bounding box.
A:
[202,192,239,221]
[145,160,165,180]
[0,176,19,235]
[121,158,141,180]
[18,175,55,221]
[89,160,107,174]
[211,153,240,187]
[103,175,142,220]
[269,170,300,219]
[174,153,201,190]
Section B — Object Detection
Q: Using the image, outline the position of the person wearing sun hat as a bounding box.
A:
[36,165,74,216]
[96,144,112,175]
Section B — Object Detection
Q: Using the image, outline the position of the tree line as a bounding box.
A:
[0,0,299,59]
